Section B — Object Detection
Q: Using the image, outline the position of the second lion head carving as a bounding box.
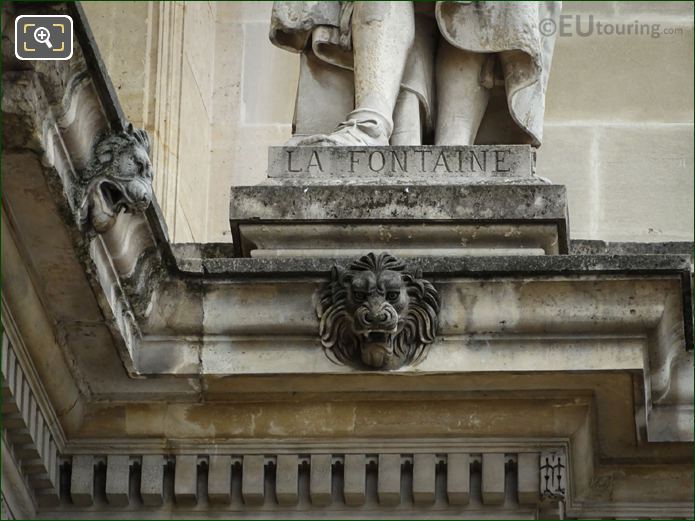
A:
[77,124,154,234]
[317,252,440,370]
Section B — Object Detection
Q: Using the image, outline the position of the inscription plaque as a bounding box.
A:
[268,145,534,179]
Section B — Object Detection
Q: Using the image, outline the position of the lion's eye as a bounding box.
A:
[353,290,367,301]
[386,291,400,301]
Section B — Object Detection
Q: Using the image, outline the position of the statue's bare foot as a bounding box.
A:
[296,109,392,147]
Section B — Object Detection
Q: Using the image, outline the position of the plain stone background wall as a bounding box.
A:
[84,1,693,244]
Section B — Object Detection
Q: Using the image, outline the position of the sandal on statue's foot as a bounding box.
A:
[296,108,392,147]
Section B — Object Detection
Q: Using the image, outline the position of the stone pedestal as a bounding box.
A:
[229,145,569,257]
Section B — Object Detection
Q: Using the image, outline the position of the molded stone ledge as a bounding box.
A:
[229,183,570,256]
[132,268,693,443]
[238,223,556,258]
[52,392,693,516]
[43,445,570,517]
[192,252,693,277]
[570,240,695,257]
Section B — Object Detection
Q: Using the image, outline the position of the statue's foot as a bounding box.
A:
[296,109,392,147]
[533,174,552,184]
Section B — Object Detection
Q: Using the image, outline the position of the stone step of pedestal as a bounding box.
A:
[237,222,557,258]
[229,181,569,257]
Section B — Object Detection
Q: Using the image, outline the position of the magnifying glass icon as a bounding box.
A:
[33,26,53,49]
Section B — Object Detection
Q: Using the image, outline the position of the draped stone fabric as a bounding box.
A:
[436,1,561,145]
[269,1,561,146]
[269,1,354,69]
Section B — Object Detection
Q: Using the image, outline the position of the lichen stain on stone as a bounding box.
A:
[80,405,126,436]
[251,403,357,438]
[123,404,166,437]
[180,404,257,438]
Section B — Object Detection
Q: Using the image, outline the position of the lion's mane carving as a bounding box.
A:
[317,252,440,370]
[76,124,154,233]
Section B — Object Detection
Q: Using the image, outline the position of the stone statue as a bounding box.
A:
[270,1,561,147]
[317,252,440,370]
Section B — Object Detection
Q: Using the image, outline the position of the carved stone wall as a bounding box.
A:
[81,1,694,243]
[2,2,693,520]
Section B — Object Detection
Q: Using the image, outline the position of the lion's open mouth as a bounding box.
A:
[360,331,395,368]
[100,181,126,211]
[362,331,391,346]
[88,181,123,233]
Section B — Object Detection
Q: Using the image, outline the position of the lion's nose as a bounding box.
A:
[131,180,151,203]
[365,309,389,324]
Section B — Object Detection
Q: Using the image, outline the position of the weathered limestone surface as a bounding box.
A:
[412,453,436,505]
[309,454,332,506]
[105,455,130,506]
[242,455,265,506]
[174,455,198,505]
[275,454,299,506]
[2,3,693,520]
[518,452,541,505]
[69,456,94,507]
[377,453,401,506]
[140,455,164,506]
[208,455,232,504]
[447,453,470,505]
[343,454,366,506]
[481,454,505,505]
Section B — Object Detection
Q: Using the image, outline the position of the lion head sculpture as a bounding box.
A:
[317,252,441,370]
[77,124,154,233]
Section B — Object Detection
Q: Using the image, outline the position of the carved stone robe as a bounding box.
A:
[270,1,561,146]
